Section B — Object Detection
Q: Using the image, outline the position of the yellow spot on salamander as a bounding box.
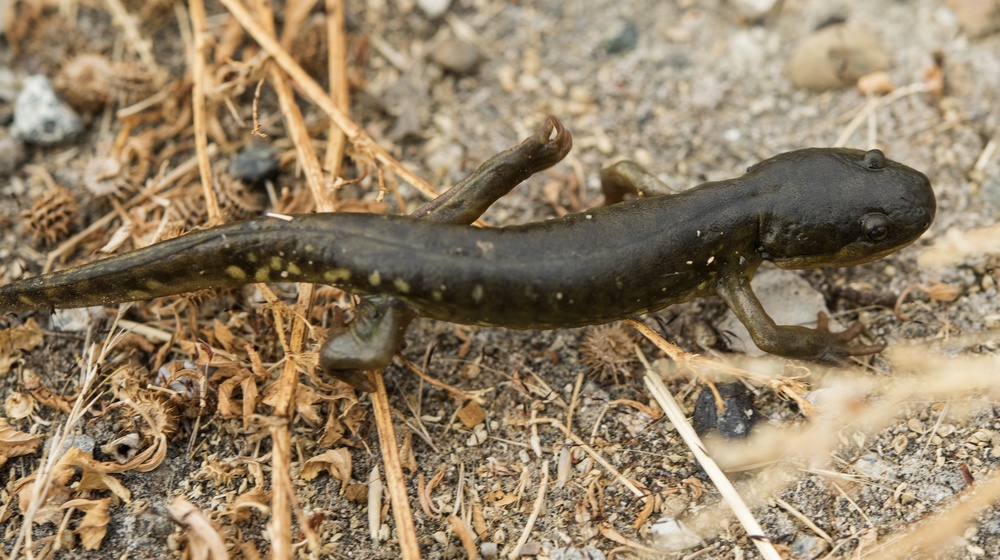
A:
[393,278,411,293]
[471,284,484,304]
[270,256,283,270]
[323,269,351,283]
[286,262,301,276]
[146,279,166,291]
[18,295,35,306]
[226,266,247,280]
[127,290,151,300]
[246,253,259,263]
[255,267,270,282]
[432,290,443,302]
[369,270,381,286]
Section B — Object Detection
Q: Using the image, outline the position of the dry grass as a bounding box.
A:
[0,2,997,560]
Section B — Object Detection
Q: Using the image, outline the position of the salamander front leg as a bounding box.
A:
[715,275,884,362]
[319,117,573,390]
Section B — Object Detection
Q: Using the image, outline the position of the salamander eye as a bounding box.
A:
[862,149,886,170]
[862,213,890,242]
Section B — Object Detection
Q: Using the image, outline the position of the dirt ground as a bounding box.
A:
[1,0,999,559]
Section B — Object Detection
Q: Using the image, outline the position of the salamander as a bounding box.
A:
[0,117,935,390]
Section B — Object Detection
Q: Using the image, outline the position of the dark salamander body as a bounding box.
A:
[0,135,935,388]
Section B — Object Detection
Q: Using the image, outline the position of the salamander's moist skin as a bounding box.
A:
[0,119,935,389]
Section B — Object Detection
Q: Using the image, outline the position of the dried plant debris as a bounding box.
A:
[54,53,166,113]
[0,418,44,468]
[0,319,44,376]
[20,185,80,246]
[0,1,995,558]
[579,323,639,382]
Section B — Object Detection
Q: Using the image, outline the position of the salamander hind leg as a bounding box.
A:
[320,118,573,391]
[599,161,676,205]
[320,295,414,392]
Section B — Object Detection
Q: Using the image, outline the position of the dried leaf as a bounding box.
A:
[400,430,417,473]
[212,319,238,353]
[64,497,111,550]
[5,391,37,420]
[23,370,76,413]
[301,448,352,488]
[926,281,961,302]
[262,381,322,424]
[17,462,76,525]
[294,384,322,424]
[341,402,367,435]
[226,486,271,523]
[240,373,259,430]
[318,408,346,447]
[217,367,255,419]
[0,418,45,467]
[169,497,229,560]
[0,318,44,376]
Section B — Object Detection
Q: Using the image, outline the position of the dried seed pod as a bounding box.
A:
[290,14,329,80]
[84,156,129,197]
[55,53,167,112]
[215,175,266,221]
[21,185,79,246]
[579,323,639,382]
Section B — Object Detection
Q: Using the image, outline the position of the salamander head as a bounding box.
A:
[752,147,935,269]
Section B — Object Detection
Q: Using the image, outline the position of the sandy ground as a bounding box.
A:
[1,0,1000,559]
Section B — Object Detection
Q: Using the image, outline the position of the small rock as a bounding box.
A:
[480,542,499,559]
[730,0,778,21]
[46,433,96,457]
[728,29,769,68]
[946,0,1000,38]
[916,483,955,503]
[981,513,1000,535]
[0,135,26,176]
[719,268,839,355]
[790,532,830,560]
[466,426,488,447]
[517,541,541,556]
[0,66,19,102]
[692,382,760,439]
[605,22,639,54]
[13,75,83,146]
[431,38,480,75]
[807,386,864,418]
[784,24,890,91]
[651,517,702,551]
[416,0,451,19]
[424,141,464,178]
[229,143,282,186]
[550,546,606,560]
[852,454,895,480]
[856,70,895,95]
[50,307,101,332]
[981,178,1000,212]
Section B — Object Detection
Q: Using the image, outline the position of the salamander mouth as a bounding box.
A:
[770,242,917,270]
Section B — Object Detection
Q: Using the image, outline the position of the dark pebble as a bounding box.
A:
[692,382,760,439]
[229,143,281,185]
[605,22,638,54]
